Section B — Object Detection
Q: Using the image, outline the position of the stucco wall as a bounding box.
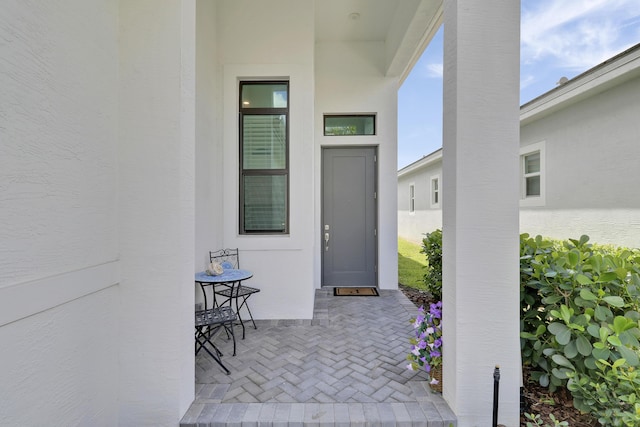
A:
[195,0,222,295]
[0,0,120,425]
[315,40,400,289]
[520,75,640,248]
[219,0,316,318]
[118,0,196,423]
[398,162,442,243]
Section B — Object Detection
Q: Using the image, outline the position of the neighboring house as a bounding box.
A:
[1,1,523,426]
[399,43,640,249]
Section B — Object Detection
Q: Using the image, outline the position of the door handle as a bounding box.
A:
[324,232,330,251]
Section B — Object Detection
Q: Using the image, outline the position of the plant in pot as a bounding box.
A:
[407,301,443,392]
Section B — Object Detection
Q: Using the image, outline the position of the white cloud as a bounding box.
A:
[521,0,640,71]
[422,62,443,78]
[520,74,536,90]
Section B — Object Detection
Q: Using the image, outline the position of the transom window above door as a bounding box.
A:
[323,114,376,136]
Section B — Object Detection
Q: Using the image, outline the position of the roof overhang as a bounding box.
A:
[314,0,443,83]
[397,148,442,177]
[521,43,640,125]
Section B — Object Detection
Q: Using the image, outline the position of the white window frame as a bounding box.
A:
[430,175,441,209]
[520,141,546,207]
[409,183,415,214]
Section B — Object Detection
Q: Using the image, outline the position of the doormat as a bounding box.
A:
[333,287,379,296]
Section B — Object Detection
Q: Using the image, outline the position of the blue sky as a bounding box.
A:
[397,0,640,169]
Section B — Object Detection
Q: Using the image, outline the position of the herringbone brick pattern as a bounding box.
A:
[182,289,456,426]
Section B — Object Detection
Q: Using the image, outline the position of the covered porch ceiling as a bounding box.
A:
[314,0,443,82]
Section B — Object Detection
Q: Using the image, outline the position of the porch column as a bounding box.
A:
[118,0,195,424]
[441,1,521,426]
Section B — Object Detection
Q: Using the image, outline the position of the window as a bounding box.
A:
[409,184,415,213]
[324,115,375,136]
[239,81,289,234]
[520,141,545,207]
[430,176,440,208]
[523,153,540,196]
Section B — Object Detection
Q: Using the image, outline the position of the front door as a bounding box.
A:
[321,147,377,287]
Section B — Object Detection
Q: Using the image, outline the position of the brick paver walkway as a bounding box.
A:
[181,288,456,426]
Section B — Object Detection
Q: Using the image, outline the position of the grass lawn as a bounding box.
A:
[398,237,428,290]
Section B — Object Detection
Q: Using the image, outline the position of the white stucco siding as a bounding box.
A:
[0,288,118,426]
[442,1,521,424]
[0,1,120,425]
[195,0,222,283]
[521,75,640,248]
[398,162,443,243]
[118,0,195,423]
[0,0,119,285]
[219,0,314,65]
[220,0,316,318]
[315,40,399,289]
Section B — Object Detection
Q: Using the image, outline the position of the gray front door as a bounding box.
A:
[321,147,377,287]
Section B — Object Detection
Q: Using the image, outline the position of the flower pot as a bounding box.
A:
[429,365,442,393]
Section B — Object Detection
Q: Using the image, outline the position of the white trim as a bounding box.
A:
[398,148,442,177]
[0,261,120,327]
[223,63,311,250]
[430,174,441,208]
[519,141,546,207]
[521,45,640,126]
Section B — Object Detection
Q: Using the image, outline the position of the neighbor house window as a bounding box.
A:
[239,81,289,234]
[409,184,415,213]
[520,141,546,207]
[324,114,375,136]
[523,153,540,196]
[430,176,440,208]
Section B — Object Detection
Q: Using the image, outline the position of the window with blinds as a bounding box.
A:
[239,81,289,234]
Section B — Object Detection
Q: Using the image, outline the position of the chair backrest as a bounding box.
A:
[209,248,239,269]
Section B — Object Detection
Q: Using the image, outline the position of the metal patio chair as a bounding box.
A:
[209,248,260,339]
[194,306,237,374]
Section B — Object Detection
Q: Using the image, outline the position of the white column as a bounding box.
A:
[442,1,521,426]
[118,0,195,424]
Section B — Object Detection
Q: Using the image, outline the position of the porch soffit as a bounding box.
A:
[314,0,443,81]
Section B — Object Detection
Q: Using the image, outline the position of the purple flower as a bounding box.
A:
[430,350,441,359]
[429,303,442,319]
[424,363,431,373]
[418,340,427,349]
[434,338,443,348]
[411,346,420,356]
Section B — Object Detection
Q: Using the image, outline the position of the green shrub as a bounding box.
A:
[421,229,442,300]
[524,412,568,427]
[567,358,640,426]
[520,233,640,423]
[417,229,640,422]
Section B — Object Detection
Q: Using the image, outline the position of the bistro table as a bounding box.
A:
[195,269,253,338]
